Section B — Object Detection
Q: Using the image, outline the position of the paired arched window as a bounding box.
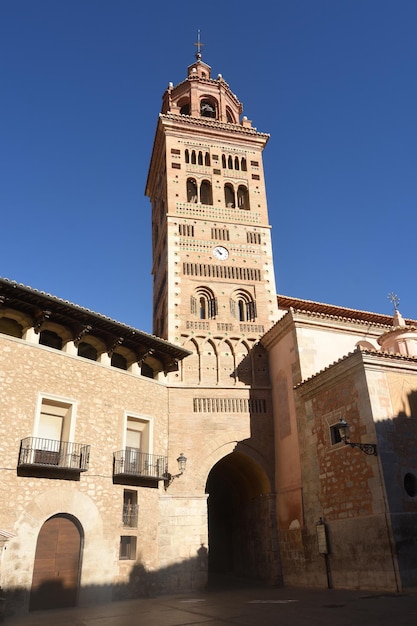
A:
[230,291,257,322]
[224,183,249,209]
[191,287,217,319]
[187,178,213,205]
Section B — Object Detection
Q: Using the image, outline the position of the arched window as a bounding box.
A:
[205,152,211,166]
[237,185,250,210]
[178,98,190,116]
[187,178,198,203]
[234,156,240,170]
[111,352,127,370]
[224,183,235,208]
[227,155,233,169]
[231,290,257,322]
[185,149,190,163]
[222,155,226,169]
[191,287,217,319]
[0,317,23,338]
[241,157,247,171]
[191,150,197,164]
[200,180,213,205]
[200,99,217,118]
[226,107,235,123]
[77,341,97,361]
[198,151,203,165]
[39,330,63,350]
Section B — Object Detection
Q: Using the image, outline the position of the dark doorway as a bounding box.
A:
[30,514,82,611]
[206,451,275,586]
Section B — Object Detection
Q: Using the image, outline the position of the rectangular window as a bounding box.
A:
[250,160,259,167]
[251,174,260,180]
[330,423,342,445]
[123,490,138,528]
[124,415,152,473]
[171,163,181,169]
[171,148,180,154]
[119,536,137,560]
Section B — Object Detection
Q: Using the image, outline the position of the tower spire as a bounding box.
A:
[194,29,204,61]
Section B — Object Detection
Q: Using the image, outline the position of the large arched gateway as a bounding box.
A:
[29,514,83,611]
[206,451,279,585]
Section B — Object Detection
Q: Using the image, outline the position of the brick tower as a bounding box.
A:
[146,47,278,386]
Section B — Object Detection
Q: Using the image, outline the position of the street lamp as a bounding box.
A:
[338,418,377,456]
[164,453,187,489]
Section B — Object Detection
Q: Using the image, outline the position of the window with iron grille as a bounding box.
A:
[123,490,138,528]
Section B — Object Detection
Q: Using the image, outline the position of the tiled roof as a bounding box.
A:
[0,277,190,363]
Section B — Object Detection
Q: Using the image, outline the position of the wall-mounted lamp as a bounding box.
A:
[164,452,187,490]
[338,418,377,456]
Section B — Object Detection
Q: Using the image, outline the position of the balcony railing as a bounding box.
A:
[18,437,90,472]
[113,448,167,480]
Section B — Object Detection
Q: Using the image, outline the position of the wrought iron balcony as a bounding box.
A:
[113,448,167,480]
[18,437,90,472]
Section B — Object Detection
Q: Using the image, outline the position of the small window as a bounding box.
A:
[185,149,190,163]
[180,103,190,116]
[112,353,127,370]
[119,536,137,560]
[123,490,138,527]
[241,158,247,171]
[204,152,211,166]
[404,473,417,497]
[330,424,342,445]
[141,362,154,379]
[77,341,97,361]
[39,330,63,350]
[0,317,23,338]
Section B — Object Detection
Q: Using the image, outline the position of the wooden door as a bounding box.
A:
[30,515,81,611]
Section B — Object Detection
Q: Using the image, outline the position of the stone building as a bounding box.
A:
[1,49,417,616]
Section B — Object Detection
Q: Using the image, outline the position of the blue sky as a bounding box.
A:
[1,0,416,332]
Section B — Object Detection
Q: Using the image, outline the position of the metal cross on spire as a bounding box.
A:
[194,29,205,60]
[388,292,400,312]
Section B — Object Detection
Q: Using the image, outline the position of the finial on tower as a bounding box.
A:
[388,292,400,312]
[194,29,205,60]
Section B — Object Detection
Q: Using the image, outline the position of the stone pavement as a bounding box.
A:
[4,584,417,626]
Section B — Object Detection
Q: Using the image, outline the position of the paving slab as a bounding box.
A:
[4,585,417,626]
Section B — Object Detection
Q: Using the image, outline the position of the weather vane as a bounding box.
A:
[388,292,400,312]
[194,29,204,60]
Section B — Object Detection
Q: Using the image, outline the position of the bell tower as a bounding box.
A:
[145,46,278,385]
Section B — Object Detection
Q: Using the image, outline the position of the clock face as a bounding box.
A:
[213,246,229,260]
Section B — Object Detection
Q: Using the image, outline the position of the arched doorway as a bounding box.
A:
[30,514,83,611]
[206,451,276,585]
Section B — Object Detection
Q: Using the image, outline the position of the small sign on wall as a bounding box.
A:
[316,518,329,555]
